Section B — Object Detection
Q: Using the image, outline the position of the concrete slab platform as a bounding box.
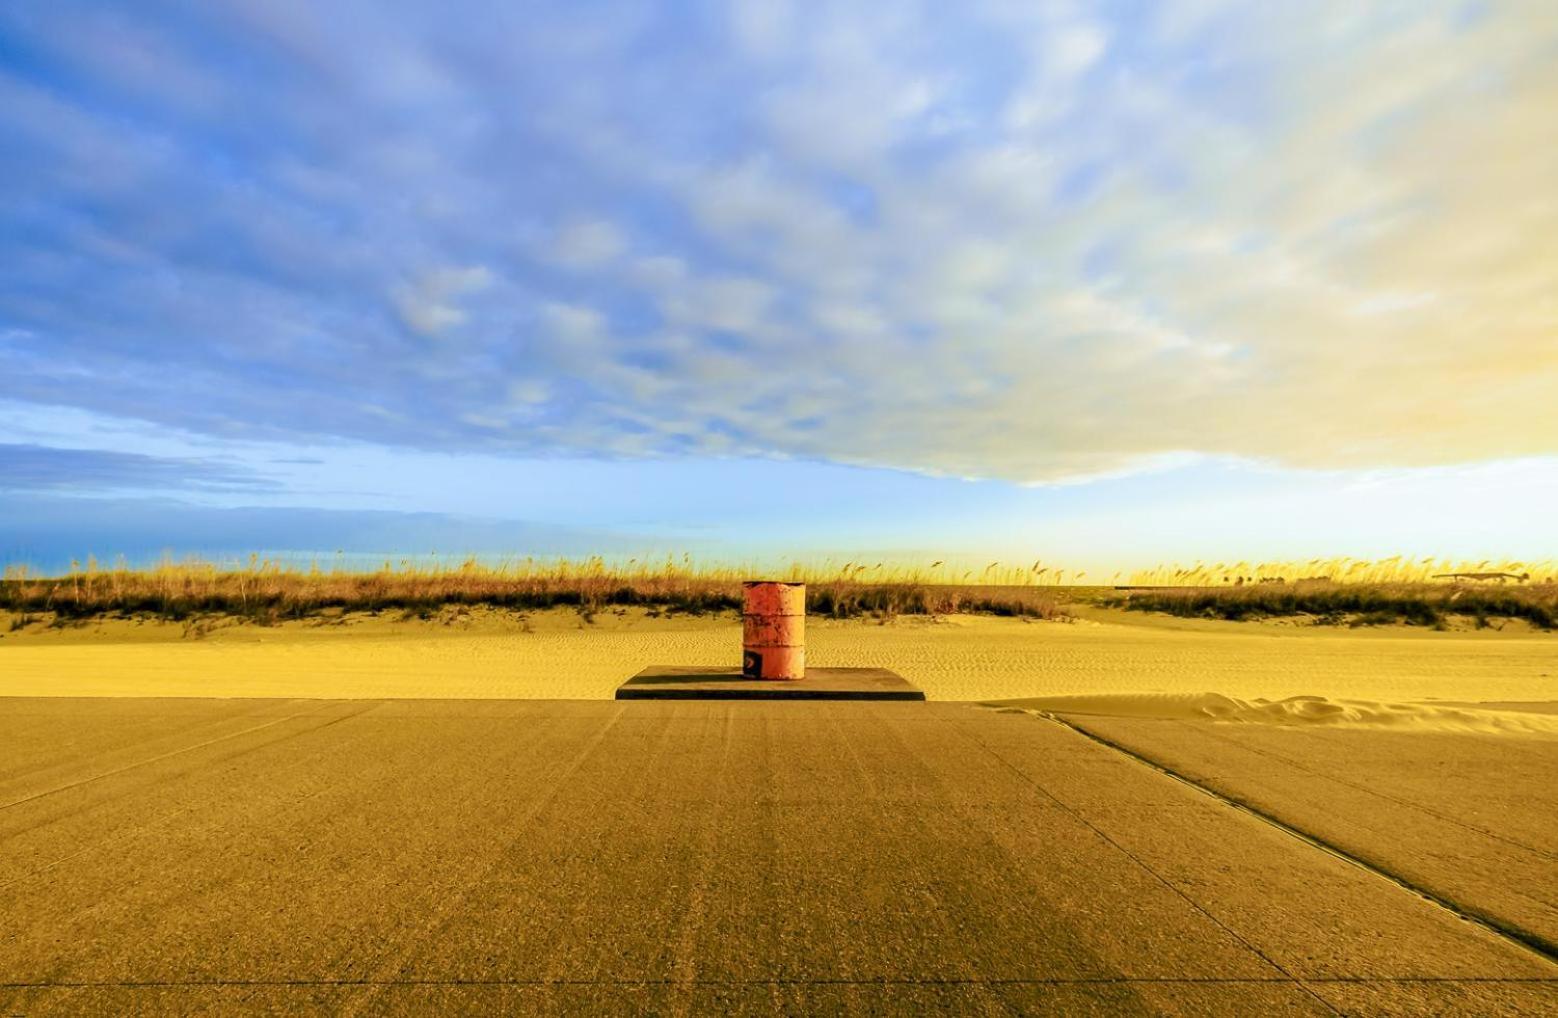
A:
[615,665,925,700]
[1053,714,1558,957]
[0,698,1552,1016]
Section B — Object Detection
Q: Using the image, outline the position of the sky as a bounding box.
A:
[2,1,1556,573]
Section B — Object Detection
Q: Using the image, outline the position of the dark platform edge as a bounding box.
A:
[616,687,926,701]
[615,666,926,701]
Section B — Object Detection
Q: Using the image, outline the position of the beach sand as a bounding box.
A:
[1,605,1553,703]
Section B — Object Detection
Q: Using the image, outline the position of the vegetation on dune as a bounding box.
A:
[1109,557,1558,629]
[1125,556,1554,587]
[4,554,1554,631]
[0,555,1067,626]
[1107,580,1558,630]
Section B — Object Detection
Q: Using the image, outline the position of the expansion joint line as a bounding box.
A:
[1192,723,1557,862]
[1041,713,1558,969]
[955,714,1342,1016]
[0,703,377,812]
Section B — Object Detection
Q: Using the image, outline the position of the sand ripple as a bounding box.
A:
[3,608,1554,706]
[990,692,1558,736]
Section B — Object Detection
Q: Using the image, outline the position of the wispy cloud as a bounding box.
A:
[393,265,493,338]
[549,219,626,270]
[1,1,1554,483]
[0,444,275,494]
[0,494,664,573]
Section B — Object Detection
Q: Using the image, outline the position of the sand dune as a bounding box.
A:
[2,606,1554,703]
[990,692,1558,736]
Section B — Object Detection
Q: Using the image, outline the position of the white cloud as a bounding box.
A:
[1045,21,1107,79]
[1351,291,1438,316]
[393,265,493,338]
[8,0,1557,486]
[685,159,877,294]
[811,301,887,339]
[508,379,550,405]
[628,255,688,290]
[540,301,607,345]
[728,0,793,57]
[619,1,1558,481]
[659,275,775,334]
[755,8,948,174]
[550,218,626,269]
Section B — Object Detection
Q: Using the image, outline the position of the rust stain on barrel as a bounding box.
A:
[742,581,805,680]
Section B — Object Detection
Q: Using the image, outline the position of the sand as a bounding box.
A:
[991,692,1558,736]
[2,606,1554,702]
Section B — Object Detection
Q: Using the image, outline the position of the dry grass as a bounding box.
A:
[0,555,1069,626]
[1107,579,1558,630]
[1125,556,1556,586]
[1108,557,1558,629]
[7,554,1554,631]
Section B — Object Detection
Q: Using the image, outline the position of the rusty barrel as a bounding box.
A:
[742,581,805,680]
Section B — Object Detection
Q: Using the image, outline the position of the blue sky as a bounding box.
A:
[2,1,1556,572]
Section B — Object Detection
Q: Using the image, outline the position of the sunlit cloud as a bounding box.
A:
[0,0,1553,487]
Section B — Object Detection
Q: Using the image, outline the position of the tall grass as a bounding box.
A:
[1106,557,1558,629]
[5,554,1553,629]
[1107,580,1558,630]
[1125,557,1556,586]
[0,554,1068,625]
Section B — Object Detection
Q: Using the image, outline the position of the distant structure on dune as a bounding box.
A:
[1432,572,1531,584]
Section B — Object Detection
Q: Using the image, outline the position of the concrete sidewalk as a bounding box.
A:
[1,698,1554,1015]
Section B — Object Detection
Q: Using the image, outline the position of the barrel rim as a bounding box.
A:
[742,579,805,587]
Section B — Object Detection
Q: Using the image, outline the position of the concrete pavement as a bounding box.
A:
[1054,713,1558,960]
[1,698,1554,1015]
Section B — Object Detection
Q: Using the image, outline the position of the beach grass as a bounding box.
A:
[1107,579,1558,630]
[0,555,1069,626]
[5,554,1554,630]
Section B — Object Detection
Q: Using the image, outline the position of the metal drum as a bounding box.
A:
[742,581,805,680]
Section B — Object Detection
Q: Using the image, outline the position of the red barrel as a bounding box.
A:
[742,581,805,680]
